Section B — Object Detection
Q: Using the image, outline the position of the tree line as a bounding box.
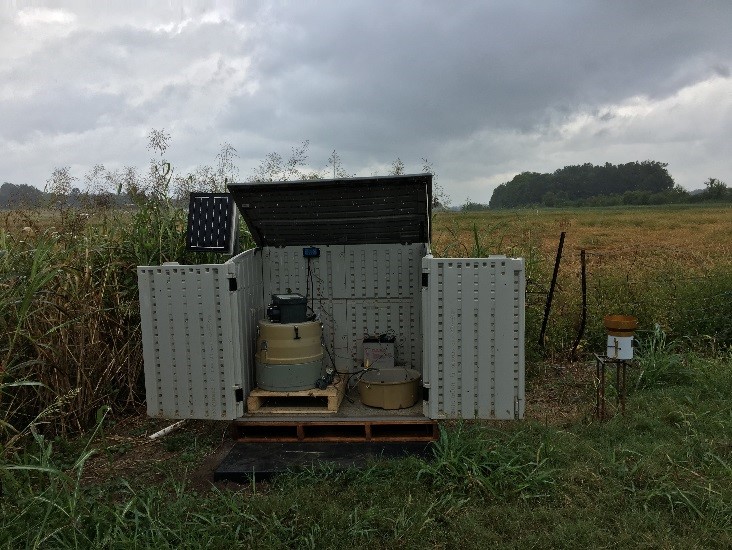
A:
[485,161,730,208]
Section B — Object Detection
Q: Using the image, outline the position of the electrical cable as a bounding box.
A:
[320,336,354,402]
[306,256,315,315]
[320,334,383,400]
[304,256,310,310]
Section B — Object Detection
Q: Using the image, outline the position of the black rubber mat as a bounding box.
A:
[214,441,434,481]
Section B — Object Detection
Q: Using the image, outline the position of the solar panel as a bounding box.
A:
[186,193,237,253]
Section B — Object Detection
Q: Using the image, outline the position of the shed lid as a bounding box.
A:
[227,174,432,247]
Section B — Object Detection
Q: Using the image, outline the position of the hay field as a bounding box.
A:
[432,204,732,271]
[1,202,730,437]
[433,204,732,358]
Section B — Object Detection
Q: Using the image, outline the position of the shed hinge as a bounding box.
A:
[234,386,244,402]
[228,277,238,292]
[421,273,429,287]
[422,386,430,402]
[514,397,521,420]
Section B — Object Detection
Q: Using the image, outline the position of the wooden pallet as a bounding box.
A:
[230,417,439,442]
[246,377,346,414]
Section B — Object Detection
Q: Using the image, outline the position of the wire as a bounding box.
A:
[343,366,383,398]
[307,257,314,313]
[321,336,368,402]
[321,334,384,399]
[322,337,338,371]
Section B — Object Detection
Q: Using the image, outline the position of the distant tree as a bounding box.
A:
[702,178,728,201]
[622,190,651,205]
[461,198,490,212]
[489,161,676,208]
[0,182,45,208]
[542,191,557,207]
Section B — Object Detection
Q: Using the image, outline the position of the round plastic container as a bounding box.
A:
[358,368,421,410]
[255,320,324,391]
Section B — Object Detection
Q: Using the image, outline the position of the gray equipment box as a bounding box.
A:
[363,334,396,369]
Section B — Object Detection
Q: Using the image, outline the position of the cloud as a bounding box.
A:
[16,7,76,26]
[1,1,731,201]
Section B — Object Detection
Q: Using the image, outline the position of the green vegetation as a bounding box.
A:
[1,135,241,445]
[2,345,731,548]
[2,201,730,438]
[488,161,730,208]
[1,135,731,546]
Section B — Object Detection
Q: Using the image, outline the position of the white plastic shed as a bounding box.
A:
[137,174,525,422]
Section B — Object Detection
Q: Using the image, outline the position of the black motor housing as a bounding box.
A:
[266,293,307,323]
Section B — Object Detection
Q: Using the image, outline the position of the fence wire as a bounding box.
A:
[528,246,732,359]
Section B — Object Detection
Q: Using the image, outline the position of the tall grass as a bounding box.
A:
[1,195,187,441]
[2,204,729,440]
[0,189,255,444]
[418,422,556,499]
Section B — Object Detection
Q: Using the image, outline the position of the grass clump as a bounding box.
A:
[1,135,252,440]
[418,422,556,500]
[634,325,696,389]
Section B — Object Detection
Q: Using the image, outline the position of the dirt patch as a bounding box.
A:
[79,413,236,492]
[525,361,598,426]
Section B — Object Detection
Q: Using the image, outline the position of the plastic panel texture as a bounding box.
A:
[137,250,262,420]
[262,244,424,373]
[421,256,525,420]
[230,250,265,395]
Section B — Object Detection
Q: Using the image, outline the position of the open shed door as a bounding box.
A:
[422,256,525,420]
[138,258,253,420]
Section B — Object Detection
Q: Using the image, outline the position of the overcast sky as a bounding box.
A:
[2,1,731,203]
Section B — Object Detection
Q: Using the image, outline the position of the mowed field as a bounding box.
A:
[432,204,732,272]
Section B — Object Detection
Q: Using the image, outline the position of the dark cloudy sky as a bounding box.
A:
[2,1,731,203]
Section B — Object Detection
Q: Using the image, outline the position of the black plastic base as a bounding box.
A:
[214,441,434,482]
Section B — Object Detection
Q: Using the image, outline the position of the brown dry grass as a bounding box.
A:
[432,204,732,274]
[6,204,731,270]
[432,204,732,358]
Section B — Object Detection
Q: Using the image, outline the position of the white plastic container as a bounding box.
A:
[606,335,633,360]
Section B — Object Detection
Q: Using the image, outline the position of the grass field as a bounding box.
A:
[433,204,732,261]
[2,349,731,548]
[1,202,731,548]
